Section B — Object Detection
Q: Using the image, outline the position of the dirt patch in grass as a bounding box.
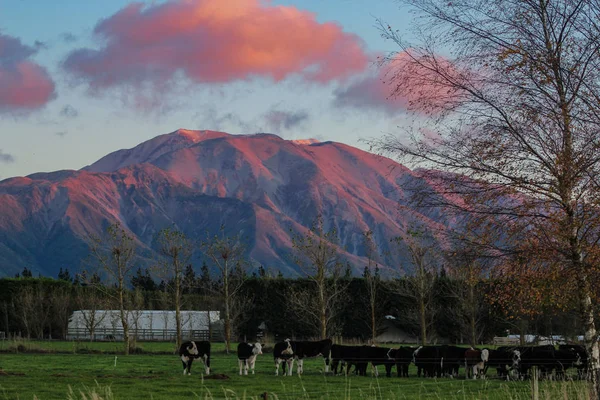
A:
[205,374,230,380]
[0,370,25,376]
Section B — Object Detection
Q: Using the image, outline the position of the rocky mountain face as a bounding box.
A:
[0,129,456,278]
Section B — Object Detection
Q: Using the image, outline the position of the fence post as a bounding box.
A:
[531,366,539,400]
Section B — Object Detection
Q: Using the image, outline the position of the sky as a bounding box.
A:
[0,0,415,179]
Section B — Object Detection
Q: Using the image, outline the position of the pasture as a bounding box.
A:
[0,341,589,400]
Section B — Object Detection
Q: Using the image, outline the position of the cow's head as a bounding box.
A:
[253,343,263,355]
[187,341,199,356]
[569,348,583,367]
[511,350,521,369]
[481,349,489,363]
[412,346,423,364]
[281,339,293,355]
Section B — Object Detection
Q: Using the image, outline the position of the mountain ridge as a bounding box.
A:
[0,129,453,278]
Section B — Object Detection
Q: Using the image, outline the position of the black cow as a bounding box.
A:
[237,342,264,375]
[440,345,469,377]
[273,339,294,376]
[355,345,397,377]
[330,344,363,375]
[413,346,443,378]
[179,340,211,375]
[394,346,415,377]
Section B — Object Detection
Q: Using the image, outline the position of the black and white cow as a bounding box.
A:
[291,339,333,375]
[273,339,294,376]
[237,342,264,375]
[274,339,332,376]
[485,348,521,380]
[179,341,211,375]
[558,344,588,379]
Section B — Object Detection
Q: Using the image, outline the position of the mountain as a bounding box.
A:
[0,129,456,278]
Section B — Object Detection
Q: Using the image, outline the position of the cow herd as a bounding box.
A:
[178,339,589,380]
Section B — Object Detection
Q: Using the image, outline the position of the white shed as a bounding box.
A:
[67,310,220,341]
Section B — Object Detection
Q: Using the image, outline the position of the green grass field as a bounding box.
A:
[0,340,590,400]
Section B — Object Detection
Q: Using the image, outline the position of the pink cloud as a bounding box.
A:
[0,34,56,113]
[334,52,463,115]
[64,0,369,92]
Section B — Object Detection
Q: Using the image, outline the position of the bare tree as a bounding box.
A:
[74,285,107,341]
[200,229,248,354]
[388,230,439,345]
[443,241,489,347]
[362,230,383,344]
[291,215,347,339]
[373,0,600,395]
[88,223,137,355]
[155,228,193,349]
[50,286,73,339]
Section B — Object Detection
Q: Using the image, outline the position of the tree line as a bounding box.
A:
[0,262,585,349]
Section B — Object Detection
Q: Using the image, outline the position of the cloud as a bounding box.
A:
[63,0,369,96]
[55,131,68,137]
[59,104,79,118]
[333,52,463,115]
[0,150,15,163]
[34,41,48,50]
[195,106,255,133]
[264,109,309,132]
[61,32,77,43]
[0,33,56,113]
[333,71,406,116]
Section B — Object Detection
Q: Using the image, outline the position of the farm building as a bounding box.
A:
[67,310,221,341]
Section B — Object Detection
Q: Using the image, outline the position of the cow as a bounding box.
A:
[485,348,521,380]
[464,348,489,379]
[499,345,558,379]
[413,346,443,378]
[273,339,294,376]
[440,346,469,378]
[237,342,264,375]
[558,344,588,379]
[394,346,415,377]
[179,340,210,375]
[330,344,363,376]
[275,339,333,376]
[355,345,397,377]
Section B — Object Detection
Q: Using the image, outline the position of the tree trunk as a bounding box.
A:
[175,266,182,349]
[419,293,427,345]
[224,260,231,354]
[577,273,600,400]
[119,287,130,355]
[469,285,476,347]
[371,300,377,344]
[319,282,327,339]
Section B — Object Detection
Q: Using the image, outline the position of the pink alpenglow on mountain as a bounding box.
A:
[0,129,461,277]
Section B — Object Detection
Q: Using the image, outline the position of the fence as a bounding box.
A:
[66,327,223,342]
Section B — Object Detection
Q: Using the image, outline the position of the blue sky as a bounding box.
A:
[0,0,413,178]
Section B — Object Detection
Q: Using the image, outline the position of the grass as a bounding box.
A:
[0,340,591,399]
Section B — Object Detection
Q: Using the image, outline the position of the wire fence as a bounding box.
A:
[65,327,223,342]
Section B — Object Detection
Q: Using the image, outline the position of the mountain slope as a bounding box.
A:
[0,129,456,277]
